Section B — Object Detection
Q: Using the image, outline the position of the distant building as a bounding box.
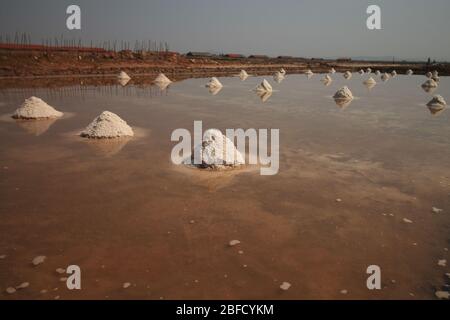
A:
[249,55,269,59]
[186,51,213,57]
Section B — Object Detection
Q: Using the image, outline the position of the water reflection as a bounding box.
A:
[256,90,273,103]
[208,86,222,95]
[83,137,131,157]
[333,98,353,109]
[14,118,58,136]
[427,105,446,116]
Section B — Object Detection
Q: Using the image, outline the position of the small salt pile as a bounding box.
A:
[406,69,413,75]
[432,70,439,77]
[257,91,272,103]
[333,86,354,100]
[80,111,134,139]
[366,68,372,73]
[280,282,291,291]
[364,77,377,85]
[280,68,286,75]
[329,68,336,74]
[426,71,432,78]
[205,77,223,89]
[255,79,273,93]
[381,73,391,81]
[117,71,131,80]
[12,97,63,120]
[321,74,332,83]
[375,70,381,76]
[189,129,244,169]
[153,73,172,84]
[359,69,365,75]
[305,69,314,77]
[343,71,352,79]
[273,71,285,83]
[391,70,397,77]
[427,95,447,108]
[422,79,438,89]
[239,70,249,80]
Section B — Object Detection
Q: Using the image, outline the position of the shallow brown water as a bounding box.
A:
[0,74,449,300]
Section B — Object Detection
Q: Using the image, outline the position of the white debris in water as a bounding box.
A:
[188,129,244,169]
[329,68,336,74]
[117,71,131,80]
[406,69,413,75]
[422,79,438,88]
[336,198,342,202]
[16,282,29,290]
[12,97,63,120]
[431,75,440,83]
[60,277,68,282]
[340,289,348,295]
[205,77,223,89]
[333,86,354,100]
[435,291,450,300]
[153,73,172,84]
[364,77,377,85]
[6,287,16,294]
[403,218,413,224]
[32,255,46,266]
[343,71,352,79]
[255,79,273,93]
[431,206,444,213]
[123,282,131,289]
[280,282,291,291]
[239,70,249,80]
[80,111,134,139]
[229,240,241,247]
[438,259,447,267]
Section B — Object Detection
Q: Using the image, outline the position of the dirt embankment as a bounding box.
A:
[0,49,448,78]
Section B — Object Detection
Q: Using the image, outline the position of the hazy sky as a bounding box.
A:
[1,0,449,61]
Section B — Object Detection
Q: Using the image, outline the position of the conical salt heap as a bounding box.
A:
[364,77,377,85]
[80,111,134,139]
[391,70,397,77]
[333,86,354,100]
[329,68,336,74]
[366,68,372,73]
[280,68,286,75]
[117,71,131,80]
[239,70,249,80]
[375,70,381,76]
[12,97,63,120]
[153,73,172,84]
[422,79,438,89]
[427,95,447,108]
[321,74,332,83]
[189,129,244,169]
[359,69,365,75]
[273,71,285,83]
[432,70,439,77]
[255,79,273,93]
[206,77,223,89]
[343,71,352,79]
[381,73,391,81]
[426,72,432,78]
[305,69,314,77]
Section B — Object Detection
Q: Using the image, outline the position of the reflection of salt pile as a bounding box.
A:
[118,78,130,87]
[329,68,336,74]
[432,70,439,77]
[364,77,377,85]
[333,86,354,100]
[206,77,223,89]
[188,129,244,169]
[80,111,134,139]
[153,73,172,85]
[422,79,438,89]
[381,73,390,81]
[15,118,57,136]
[391,70,397,77]
[334,98,353,109]
[375,70,381,76]
[273,71,285,83]
[343,71,352,79]
[208,86,222,95]
[431,75,440,83]
[257,91,272,102]
[12,97,63,119]
[117,71,131,80]
[255,79,273,93]
[239,70,249,80]
[427,95,447,108]
[406,69,413,75]
[85,137,131,157]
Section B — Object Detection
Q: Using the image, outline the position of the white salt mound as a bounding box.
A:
[426,72,432,78]
[432,70,439,77]
[343,71,352,79]
[366,68,372,73]
[375,70,381,76]
[239,70,249,80]
[255,79,273,93]
[381,73,391,81]
[406,69,413,75]
[431,75,440,82]
[273,71,285,82]
[206,77,223,89]
[13,97,63,120]
[391,70,397,77]
[80,111,134,139]
[153,73,172,84]
[305,69,314,76]
[117,71,131,80]
[359,69,365,75]
[280,68,286,75]
[333,86,354,100]
[364,77,377,85]
[329,68,336,74]
[422,79,438,88]
[427,95,447,108]
[321,74,332,83]
[189,129,244,169]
